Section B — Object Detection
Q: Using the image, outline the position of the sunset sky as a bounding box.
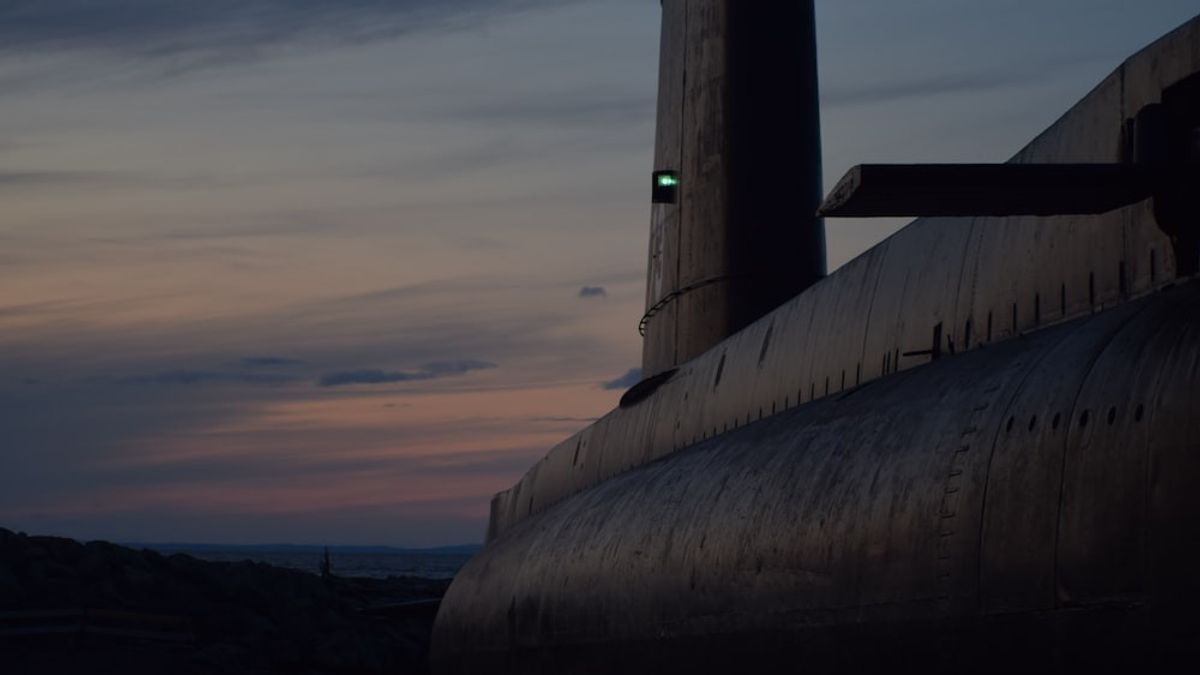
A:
[3,0,1197,547]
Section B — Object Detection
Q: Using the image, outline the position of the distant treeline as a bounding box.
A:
[123,542,482,556]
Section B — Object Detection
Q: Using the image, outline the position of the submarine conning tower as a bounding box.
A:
[641,0,826,376]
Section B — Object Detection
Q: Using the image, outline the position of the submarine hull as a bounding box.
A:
[432,10,1200,672]
[432,282,1200,672]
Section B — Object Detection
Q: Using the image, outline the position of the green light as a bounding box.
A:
[652,170,680,204]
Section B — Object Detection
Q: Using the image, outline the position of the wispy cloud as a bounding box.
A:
[0,170,115,189]
[821,51,1114,109]
[530,416,600,424]
[421,360,498,376]
[0,0,575,65]
[0,298,82,318]
[442,90,655,127]
[119,370,300,386]
[239,357,306,368]
[0,169,270,192]
[318,360,496,387]
[823,72,1028,108]
[601,367,641,391]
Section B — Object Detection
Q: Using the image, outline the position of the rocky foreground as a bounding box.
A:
[0,528,451,674]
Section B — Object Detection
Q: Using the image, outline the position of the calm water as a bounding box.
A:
[161,549,473,580]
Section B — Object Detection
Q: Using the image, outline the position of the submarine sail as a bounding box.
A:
[641,0,826,377]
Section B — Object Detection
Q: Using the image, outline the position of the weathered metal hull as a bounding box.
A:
[433,281,1200,672]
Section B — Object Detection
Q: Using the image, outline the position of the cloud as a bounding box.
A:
[0,170,117,189]
[823,72,1026,108]
[0,170,263,192]
[601,367,641,391]
[0,261,611,546]
[820,50,1113,110]
[530,416,600,424]
[421,360,497,376]
[318,370,432,387]
[444,91,655,127]
[0,0,574,65]
[318,360,496,387]
[239,357,306,368]
[0,298,81,318]
[578,286,608,299]
[119,370,300,386]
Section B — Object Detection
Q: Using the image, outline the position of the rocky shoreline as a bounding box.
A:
[0,528,451,674]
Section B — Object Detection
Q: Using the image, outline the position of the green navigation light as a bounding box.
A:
[652,169,680,204]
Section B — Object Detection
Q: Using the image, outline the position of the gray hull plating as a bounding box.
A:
[433,281,1200,672]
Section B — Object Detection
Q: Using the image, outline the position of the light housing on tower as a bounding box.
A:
[652,170,680,204]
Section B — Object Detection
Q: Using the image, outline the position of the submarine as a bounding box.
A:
[433,2,1200,672]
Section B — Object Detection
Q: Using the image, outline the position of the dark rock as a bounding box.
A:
[0,527,451,674]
